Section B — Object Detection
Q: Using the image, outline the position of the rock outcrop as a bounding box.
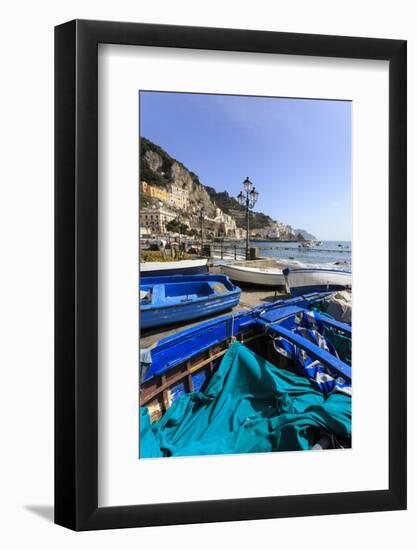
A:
[143,149,163,172]
[169,161,217,217]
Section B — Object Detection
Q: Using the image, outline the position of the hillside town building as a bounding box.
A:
[140,181,169,202]
[168,183,188,210]
[214,208,238,237]
[251,221,297,240]
[140,180,189,211]
[141,204,177,234]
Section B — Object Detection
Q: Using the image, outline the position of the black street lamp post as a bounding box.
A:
[175,214,182,252]
[199,204,206,257]
[237,177,259,260]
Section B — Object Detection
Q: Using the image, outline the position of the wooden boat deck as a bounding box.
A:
[141,326,262,422]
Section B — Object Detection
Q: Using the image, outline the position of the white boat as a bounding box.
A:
[140,258,208,278]
[221,259,288,287]
[284,267,351,296]
[298,241,313,249]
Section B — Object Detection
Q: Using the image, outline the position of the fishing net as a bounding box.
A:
[140,341,351,458]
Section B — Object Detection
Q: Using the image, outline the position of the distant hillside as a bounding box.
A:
[294,229,317,241]
[204,188,273,229]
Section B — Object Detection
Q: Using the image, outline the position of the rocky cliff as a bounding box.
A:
[140,137,313,239]
[140,138,218,218]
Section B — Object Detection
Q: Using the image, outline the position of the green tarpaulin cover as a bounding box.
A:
[140,341,351,458]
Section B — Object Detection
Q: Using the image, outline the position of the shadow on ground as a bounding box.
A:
[24,505,54,523]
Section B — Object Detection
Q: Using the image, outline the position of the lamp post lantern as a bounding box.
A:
[237,177,259,260]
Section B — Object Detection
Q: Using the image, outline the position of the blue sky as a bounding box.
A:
[140,91,351,241]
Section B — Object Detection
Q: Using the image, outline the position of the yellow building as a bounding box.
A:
[140,181,169,202]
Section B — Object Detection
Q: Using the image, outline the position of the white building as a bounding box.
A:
[235,227,247,240]
[214,208,238,236]
[141,204,177,234]
[251,221,296,240]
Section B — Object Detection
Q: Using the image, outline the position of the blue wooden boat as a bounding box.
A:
[140,292,352,434]
[140,274,241,330]
[283,267,351,296]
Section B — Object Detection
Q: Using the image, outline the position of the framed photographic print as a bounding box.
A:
[55,20,407,530]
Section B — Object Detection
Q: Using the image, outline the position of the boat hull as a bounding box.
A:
[141,293,240,329]
[140,274,241,330]
[284,268,351,296]
[221,262,286,287]
[140,259,208,278]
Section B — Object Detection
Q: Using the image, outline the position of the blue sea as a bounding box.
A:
[250,240,351,269]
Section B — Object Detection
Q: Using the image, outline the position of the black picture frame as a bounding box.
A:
[55,19,407,531]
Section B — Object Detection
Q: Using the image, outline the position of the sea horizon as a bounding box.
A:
[247,239,351,269]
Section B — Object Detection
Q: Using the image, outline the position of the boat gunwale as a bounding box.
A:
[284,267,352,275]
[140,274,241,312]
[141,289,241,313]
[222,263,287,275]
[140,258,208,272]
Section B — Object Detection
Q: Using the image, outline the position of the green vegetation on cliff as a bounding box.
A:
[139,138,173,187]
[140,137,274,229]
[205,188,273,229]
